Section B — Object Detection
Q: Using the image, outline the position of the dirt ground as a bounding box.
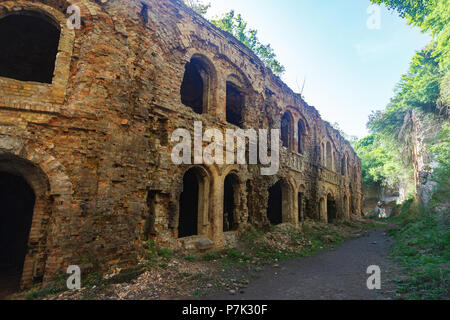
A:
[205,228,399,300]
[5,219,400,300]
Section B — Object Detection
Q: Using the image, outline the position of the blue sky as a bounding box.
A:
[205,0,431,138]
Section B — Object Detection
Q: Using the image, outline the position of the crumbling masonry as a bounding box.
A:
[0,0,363,290]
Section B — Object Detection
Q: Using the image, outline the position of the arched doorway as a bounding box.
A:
[327,193,337,223]
[178,169,200,238]
[223,174,239,232]
[267,181,283,225]
[267,180,292,225]
[0,172,35,296]
[298,192,304,222]
[0,11,61,83]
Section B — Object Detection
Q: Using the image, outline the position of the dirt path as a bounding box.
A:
[206,228,398,300]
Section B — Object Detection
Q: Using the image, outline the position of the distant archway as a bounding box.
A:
[223,173,240,232]
[267,180,292,225]
[298,192,304,222]
[179,169,200,238]
[327,193,337,223]
[267,181,283,225]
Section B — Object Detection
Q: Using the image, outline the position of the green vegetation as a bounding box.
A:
[357,0,450,300]
[386,200,449,300]
[355,1,449,194]
[183,0,285,76]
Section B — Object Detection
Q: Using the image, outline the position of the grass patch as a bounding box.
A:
[387,200,449,300]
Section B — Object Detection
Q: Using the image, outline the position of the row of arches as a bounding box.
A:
[175,167,310,240]
[320,140,354,177]
[177,168,243,238]
[281,111,308,154]
[180,55,246,128]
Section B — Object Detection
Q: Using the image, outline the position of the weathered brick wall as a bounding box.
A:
[0,0,364,287]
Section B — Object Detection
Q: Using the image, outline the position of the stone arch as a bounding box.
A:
[326,191,337,223]
[177,165,211,238]
[0,136,72,289]
[267,178,294,225]
[220,166,248,232]
[180,53,217,115]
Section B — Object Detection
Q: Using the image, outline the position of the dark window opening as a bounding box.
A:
[281,113,291,149]
[298,193,304,222]
[0,13,60,83]
[180,58,209,114]
[178,170,199,238]
[327,196,337,223]
[267,181,283,225]
[0,172,35,298]
[298,120,305,153]
[223,174,238,232]
[226,82,245,127]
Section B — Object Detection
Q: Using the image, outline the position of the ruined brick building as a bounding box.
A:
[0,0,363,291]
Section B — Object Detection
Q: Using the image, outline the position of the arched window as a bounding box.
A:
[226,82,245,127]
[281,112,293,149]
[297,119,306,154]
[180,55,214,114]
[0,12,61,83]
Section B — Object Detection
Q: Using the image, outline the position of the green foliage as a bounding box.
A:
[388,205,449,300]
[158,248,173,260]
[184,254,197,262]
[354,134,414,189]
[356,1,448,195]
[182,0,211,16]
[428,122,450,208]
[203,252,221,261]
[210,11,285,76]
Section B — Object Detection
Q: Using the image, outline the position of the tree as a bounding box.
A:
[183,0,211,16]
[211,11,285,76]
